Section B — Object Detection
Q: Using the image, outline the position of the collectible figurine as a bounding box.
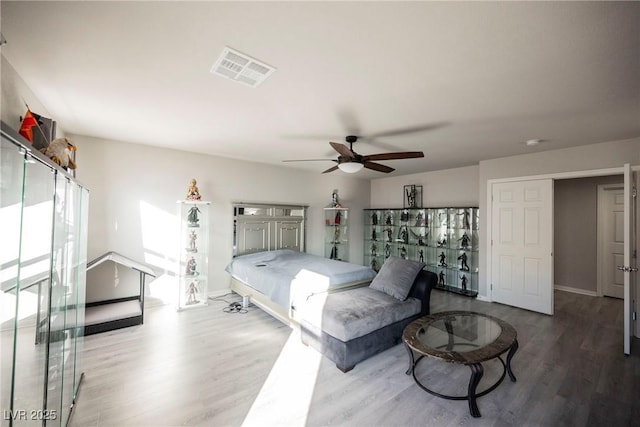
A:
[330,245,338,260]
[385,212,392,226]
[331,190,341,208]
[371,258,379,272]
[186,178,202,201]
[186,280,200,305]
[384,243,391,259]
[372,212,378,225]
[414,211,424,227]
[186,256,197,275]
[370,242,378,257]
[418,249,424,263]
[187,230,198,252]
[399,246,407,259]
[334,226,340,243]
[40,137,76,170]
[437,234,447,247]
[457,210,471,229]
[458,232,470,250]
[400,210,409,222]
[397,226,408,244]
[410,229,428,246]
[439,270,446,286]
[458,252,470,271]
[371,228,377,241]
[460,274,468,291]
[386,227,393,241]
[187,206,201,227]
[438,251,447,267]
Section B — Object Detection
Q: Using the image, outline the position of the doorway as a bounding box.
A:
[597,184,625,299]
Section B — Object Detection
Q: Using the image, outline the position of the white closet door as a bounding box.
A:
[491,179,554,315]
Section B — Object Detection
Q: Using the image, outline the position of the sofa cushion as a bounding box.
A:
[369,257,425,301]
[302,286,421,342]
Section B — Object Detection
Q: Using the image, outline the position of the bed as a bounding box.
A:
[226,249,377,324]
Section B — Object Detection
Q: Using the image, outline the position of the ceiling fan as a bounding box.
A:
[283,135,424,174]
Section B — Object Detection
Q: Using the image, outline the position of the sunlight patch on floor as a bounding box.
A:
[242,330,322,427]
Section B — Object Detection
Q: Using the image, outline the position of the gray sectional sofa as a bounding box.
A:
[300,258,437,372]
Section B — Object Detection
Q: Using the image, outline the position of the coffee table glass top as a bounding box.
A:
[403,311,517,364]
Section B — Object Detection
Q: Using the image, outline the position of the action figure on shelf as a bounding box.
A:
[371,242,378,257]
[385,212,392,226]
[414,211,425,227]
[460,274,468,291]
[458,232,470,250]
[457,252,470,271]
[372,212,378,225]
[186,178,202,201]
[386,227,393,242]
[400,210,410,222]
[371,228,377,241]
[399,246,407,259]
[186,280,200,305]
[186,256,198,276]
[384,243,391,259]
[418,249,424,263]
[330,245,338,260]
[457,210,471,229]
[334,226,340,243]
[397,226,408,244]
[187,230,198,252]
[410,228,428,246]
[187,206,201,227]
[334,210,341,224]
[439,270,446,286]
[371,258,379,272]
[438,251,447,267]
[437,234,447,248]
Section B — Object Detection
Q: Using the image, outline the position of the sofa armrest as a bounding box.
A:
[408,270,437,315]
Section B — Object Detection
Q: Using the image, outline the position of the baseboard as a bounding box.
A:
[554,284,597,297]
[476,294,491,302]
[208,288,234,298]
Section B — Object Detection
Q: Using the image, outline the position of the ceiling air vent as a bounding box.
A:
[210,47,276,88]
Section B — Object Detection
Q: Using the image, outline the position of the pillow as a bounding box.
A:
[369,257,425,301]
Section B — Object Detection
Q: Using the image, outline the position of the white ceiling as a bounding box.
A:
[2,1,639,178]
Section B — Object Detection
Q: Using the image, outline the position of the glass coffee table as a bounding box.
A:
[403,311,518,418]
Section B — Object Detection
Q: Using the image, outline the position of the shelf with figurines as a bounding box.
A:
[364,206,479,296]
[324,190,349,261]
[177,178,210,310]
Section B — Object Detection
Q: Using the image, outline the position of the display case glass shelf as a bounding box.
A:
[324,207,349,261]
[364,207,479,297]
[177,201,210,309]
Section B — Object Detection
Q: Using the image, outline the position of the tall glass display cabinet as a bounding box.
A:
[1,121,89,426]
[177,201,210,310]
[324,207,349,261]
[364,207,479,297]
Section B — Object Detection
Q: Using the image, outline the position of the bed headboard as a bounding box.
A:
[233,203,307,256]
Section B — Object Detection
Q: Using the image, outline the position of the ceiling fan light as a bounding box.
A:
[338,162,364,173]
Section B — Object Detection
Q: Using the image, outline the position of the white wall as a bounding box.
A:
[370,165,479,207]
[73,134,370,295]
[479,137,640,298]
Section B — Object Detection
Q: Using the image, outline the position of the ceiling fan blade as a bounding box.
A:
[322,165,340,174]
[282,159,335,162]
[364,161,395,173]
[367,122,448,138]
[329,141,355,158]
[362,151,424,161]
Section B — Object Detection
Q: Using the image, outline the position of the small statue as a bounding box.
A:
[439,270,446,286]
[384,243,391,259]
[186,178,202,201]
[372,212,378,226]
[371,258,379,272]
[418,249,424,263]
[334,210,341,224]
[458,232,470,250]
[330,245,338,260]
[187,206,201,227]
[386,227,393,241]
[414,211,424,227]
[437,234,447,248]
[438,251,447,267]
[460,274,468,291]
[400,210,410,222]
[458,252,470,271]
[457,210,471,229]
[186,256,197,275]
[186,280,200,305]
[370,242,377,257]
[397,226,408,244]
[334,226,340,243]
[187,230,198,252]
[371,228,377,241]
[331,190,341,208]
[399,246,407,259]
[40,137,77,170]
[385,212,392,226]
[410,228,428,246]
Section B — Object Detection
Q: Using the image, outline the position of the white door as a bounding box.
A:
[622,164,637,355]
[600,186,625,298]
[491,179,554,315]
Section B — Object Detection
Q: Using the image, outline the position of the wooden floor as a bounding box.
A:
[69,289,640,427]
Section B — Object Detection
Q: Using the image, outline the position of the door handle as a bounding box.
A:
[617,266,639,272]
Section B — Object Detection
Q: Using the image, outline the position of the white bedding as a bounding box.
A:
[225,250,377,309]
